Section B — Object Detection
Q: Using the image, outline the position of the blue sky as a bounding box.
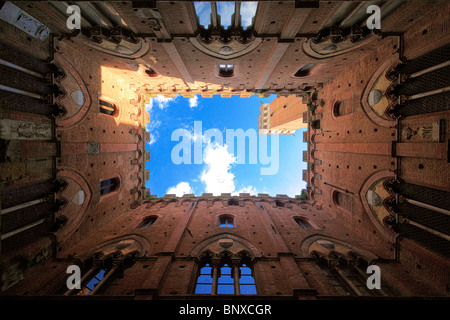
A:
[144,94,307,198]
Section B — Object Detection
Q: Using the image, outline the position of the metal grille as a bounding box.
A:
[1,202,55,234]
[394,91,450,117]
[398,44,450,75]
[1,181,58,209]
[395,202,450,236]
[396,66,450,96]
[394,44,450,117]
[0,41,55,75]
[1,222,52,255]
[0,91,57,116]
[393,182,450,211]
[395,224,450,258]
[0,65,54,95]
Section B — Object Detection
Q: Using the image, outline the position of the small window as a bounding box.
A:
[294,217,313,229]
[275,200,285,207]
[145,68,159,77]
[311,119,321,130]
[333,191,354,213]
[219,64,234,77]
[99,99,117,116]
[220,216,234,228]
[333,99,352,117]
[228,198,239,206]
[294,64,315,77]
[138,216,157,228]
[100,178,119,195]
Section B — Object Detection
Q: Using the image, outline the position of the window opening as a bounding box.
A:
[138,216,157,228]
[220,216,234,227]
[100,178,119,195]
[239,264,256,294]
[219,64,235,77]
[99,99,117,116]
[194,264,213,294]
[295,217,313,229]
[217,264,234,294]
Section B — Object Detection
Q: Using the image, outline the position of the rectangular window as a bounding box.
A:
[219,64,234,77]
[220,217,234,228]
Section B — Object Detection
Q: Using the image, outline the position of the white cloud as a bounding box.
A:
[233,185,258,196]
[200,143,236,195]
[189,95,199,108]
[166,182,193,197]
[145,95,179,145]
[147,119,161,145]
[154,94,178,109]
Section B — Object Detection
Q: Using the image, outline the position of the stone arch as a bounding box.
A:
[360,58,398,128]
[359,170,397,243]
[76,37,151,59]
[56,169,92,242]
[189,233,262,259]
[299,234,378,262]
[302,35,378,59]
[77,234,152,261]
[54,53,92,129]
[190,36,262,60]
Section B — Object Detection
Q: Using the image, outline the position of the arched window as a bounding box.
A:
[195,263,213,294]
[294,217,313,229]
[333,99,352,117]
[333,191,354,213]
[100,178,119,196]
[217,264,234,294]
[62,252,139,296]
[76,268,107,295]
[275,200,285,207]
[99,99,117,116]
[194,252,256,295]
[239,264,256,294]
[219,216,234,228]
[294,64,315,77]
[138,216,157,228]
[145,68,159,77]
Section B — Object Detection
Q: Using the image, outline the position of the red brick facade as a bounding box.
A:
[0,1,449,299]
